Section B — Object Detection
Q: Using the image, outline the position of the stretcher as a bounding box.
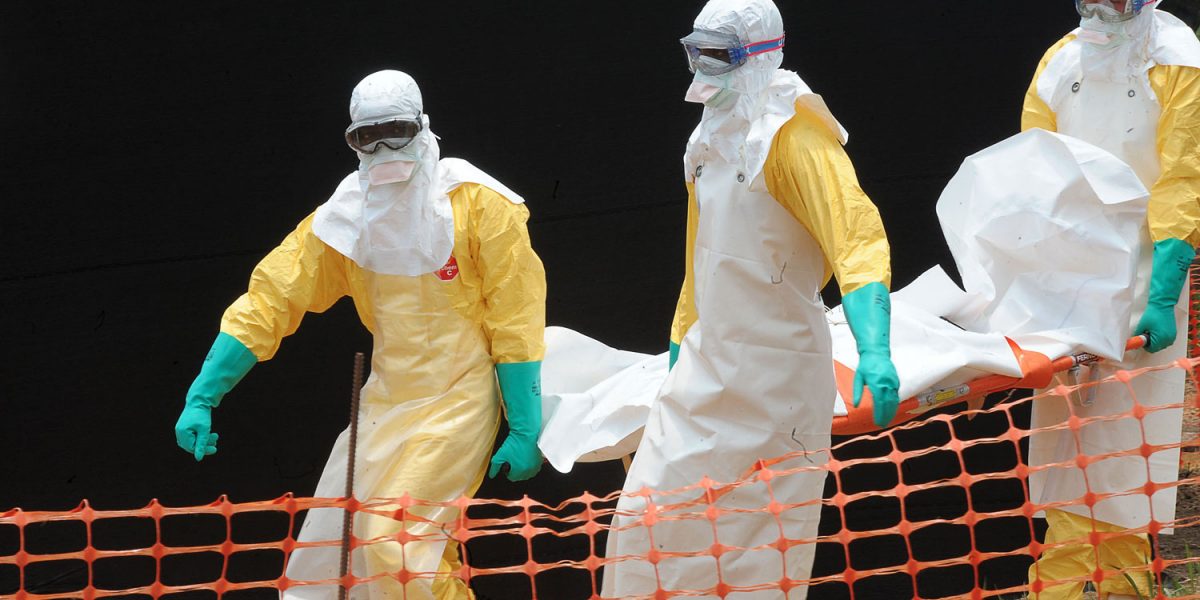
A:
[536,323,1151,474]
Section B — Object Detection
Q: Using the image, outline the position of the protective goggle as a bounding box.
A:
[1075,0,1155,22]
[344,115,423,154]
[680,28,786,76]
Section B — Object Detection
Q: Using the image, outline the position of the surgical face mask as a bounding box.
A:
[685,71,741,109]
[1079,11,1131,47]
[367,160,417,185]
[685,81,739,108]
[360,141,424,184]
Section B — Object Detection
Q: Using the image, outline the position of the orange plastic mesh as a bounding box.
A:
[4,358,1200,599]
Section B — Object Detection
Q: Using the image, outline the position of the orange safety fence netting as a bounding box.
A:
[6,358,1200,600]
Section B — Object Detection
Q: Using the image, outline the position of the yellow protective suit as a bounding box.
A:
[670,105,892,345]
[1022,32,1200,600]
[221,182,546,599]
[1030,509,1153,599]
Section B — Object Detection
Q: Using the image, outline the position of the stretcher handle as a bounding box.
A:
[946,334,1150,407]
[837,334,1154,436]
[1050,334,1148,371]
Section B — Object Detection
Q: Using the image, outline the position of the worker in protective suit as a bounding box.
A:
[1022,2,1200,598]
[172,70,546,599]
[602,1,899,597]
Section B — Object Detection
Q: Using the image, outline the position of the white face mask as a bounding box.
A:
[367,160,417,184]
[685,72,741,109]
[1080,11,1130,48]
[359,141,424,185]
[685,81,739,108]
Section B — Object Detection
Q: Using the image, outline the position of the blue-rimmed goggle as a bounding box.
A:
[680,28,785,76]
[1075,0,1156,23]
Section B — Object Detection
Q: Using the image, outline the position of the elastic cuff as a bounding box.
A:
[191,332,258,408]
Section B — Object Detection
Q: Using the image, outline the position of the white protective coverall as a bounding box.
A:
[219,72,546,600]
[1023,7,1200,534]
[601,1,892,598]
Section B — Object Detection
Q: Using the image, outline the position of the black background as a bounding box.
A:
[1,2,1166,598]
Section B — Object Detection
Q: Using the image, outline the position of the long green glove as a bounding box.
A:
[488,361,544,482]
[668,341,681,370]
[1135,238,1196,353]
[174,332,257,462]
[842,282,901,428]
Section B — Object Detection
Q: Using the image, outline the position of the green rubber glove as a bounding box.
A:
[842,282,901,428]
[175,332,257,462]
[489,361,544,482]
[668,341,681,371]
[1135,238,1195,353]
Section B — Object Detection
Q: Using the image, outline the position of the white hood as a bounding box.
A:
[313,70,455,276]
[682,0,847,190]
[1039,8,1200,102]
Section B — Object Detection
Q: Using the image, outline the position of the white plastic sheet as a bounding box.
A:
[937,128,1149,361]
[538,327,665,473]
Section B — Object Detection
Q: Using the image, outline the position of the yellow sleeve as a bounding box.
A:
[1148,64,1200,246]
[461,183,547,364]
[669,182,699,346]
[763,106,891,295]
[220,213,351,361]
[1021,35,1074,133]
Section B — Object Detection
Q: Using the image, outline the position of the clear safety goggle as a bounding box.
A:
[344,115,423,154]
[680,28,786,76]
[1075,0,1155,22]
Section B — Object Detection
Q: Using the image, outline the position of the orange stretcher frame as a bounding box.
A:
[832,336,1149,436]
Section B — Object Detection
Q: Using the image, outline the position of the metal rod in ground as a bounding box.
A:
[339,352,365,600]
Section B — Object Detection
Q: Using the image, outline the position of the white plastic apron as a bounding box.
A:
[1029,62,1187,530]
[602,160,835,599]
